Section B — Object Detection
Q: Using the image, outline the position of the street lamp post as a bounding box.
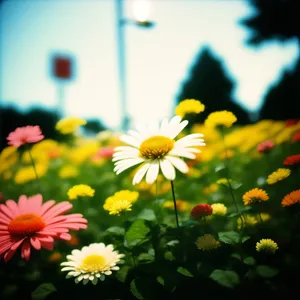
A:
[115,0,154,132]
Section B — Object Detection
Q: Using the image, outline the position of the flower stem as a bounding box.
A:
[220,128,245,229]
[28,148,40,183]
[170,180,179,228]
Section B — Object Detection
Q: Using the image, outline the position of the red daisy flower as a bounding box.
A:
[283,154,300,167]
[292,130,300,143]
[257,140,275,153]
[7,126,44,148]
[191,204,213,219]
[285,119,300,127]
[0,194,87,262]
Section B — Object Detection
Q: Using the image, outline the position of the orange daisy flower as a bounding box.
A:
[282,190,300,207]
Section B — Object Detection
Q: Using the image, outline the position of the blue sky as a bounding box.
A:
[0,0,298,129]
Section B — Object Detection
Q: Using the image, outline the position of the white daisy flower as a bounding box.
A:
[61,243,124,285]
[113,116,205,185]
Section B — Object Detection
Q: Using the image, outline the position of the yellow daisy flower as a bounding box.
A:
[59,165,79,179]
[211,203,227,216]
[243,188,269,206]
[205,111,237,129]
[56,117,87,134]
[67,184,95,200]
[267,168,290,185]
[195,234,221,251]
[103,190,139,215]
[175,99,205,118]
[256,239,278,254]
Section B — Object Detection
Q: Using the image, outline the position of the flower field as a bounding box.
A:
[0,103,300,299]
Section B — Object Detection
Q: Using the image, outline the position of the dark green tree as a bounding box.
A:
[176,46,250,124]
[241,0,300,47]
[260,57,300,120]
[83,119,106,135]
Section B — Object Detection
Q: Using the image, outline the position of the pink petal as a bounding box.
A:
[39,200,56,216]
[0,242,15,255]
[36,230,58,236]
[35,235,54,243]
[30,236,41,250]
[11,237,25,251]
[5,200,20,217]
[21,240,31,261]
[58,233,71,240]
[0,204,14,219]
[26,194,43,214]
[46,224,81,230]
[40,240,54,251]
[0,225,8,230]
[0,213,10,224]
[18,195,28,214]
[43,227,69,233]
[4,247,18,262]
[0,235,11,242]
[42,202,72,220]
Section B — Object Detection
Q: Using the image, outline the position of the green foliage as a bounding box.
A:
[256,265,279,278]
[218,231,241,244]
[125,219,151,248]
[31,283,57,300]
[210,269,240,289]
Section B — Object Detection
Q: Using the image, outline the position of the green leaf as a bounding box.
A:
[218,231,241,244]
[116,265,130,282]
[166,240,179,246]
[177,267,193,277]
[157,276,165,286]
[215,165,226,173]
[243,256,256,266]
[231,253,242,261]
[125,219,151,248]
[241,236,250,243]
[256,265,279,278]
[106,226,125,235]
[164,251,176,261]
[138,253,154,263]
[210,269,240,289]
[130,280,144,300]
[31,283,57,300]
[231,182,243,190]
[137,209,156,221]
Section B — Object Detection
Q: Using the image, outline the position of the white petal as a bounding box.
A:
[114,146,137,153]
[120,135,140,147]
[145,162,159,184]
[128,130,142,140]
[177,133,204,140]
[160,159,176,180]
[112,152,139,162]
[169,149,196,159]
[166,156,189,173]
[175,140,205,147]
[169,120,189,139]
[114,158,144,174]
[133,163,151,185]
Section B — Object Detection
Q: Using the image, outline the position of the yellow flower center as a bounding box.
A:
[81,254,106,272]
[8,214,45,236]
[139,136,174,159]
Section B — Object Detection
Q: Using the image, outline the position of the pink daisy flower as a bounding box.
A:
[7,126,44,148]
[0,194,88,262]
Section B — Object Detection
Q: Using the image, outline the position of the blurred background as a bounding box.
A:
[1,0,300,150]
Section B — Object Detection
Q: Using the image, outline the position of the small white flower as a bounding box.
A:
[61,243,124,285]
[113,116,205,184]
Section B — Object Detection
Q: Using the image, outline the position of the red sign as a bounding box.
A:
[53,57,72,79]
